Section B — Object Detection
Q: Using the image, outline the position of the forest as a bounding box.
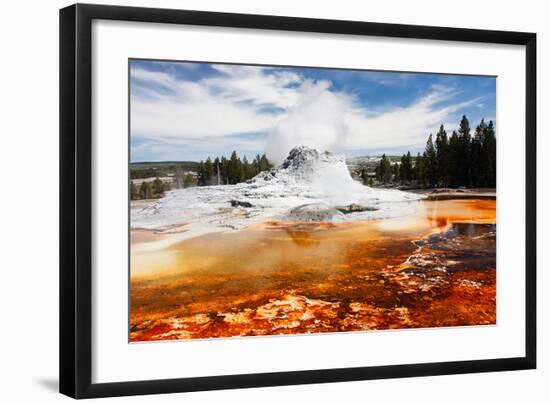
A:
[366,116,496,188]
[196,151,273,186]
[129,151,273,200]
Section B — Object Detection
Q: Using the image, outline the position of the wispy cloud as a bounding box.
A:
[130,62,494,162]
[345,88,483,152]
[130,65,294,140]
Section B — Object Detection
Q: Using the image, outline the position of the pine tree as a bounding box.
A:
[471,119,486,187]
[360,168,369,185]
[414,152,425,186]
[197,161,205,186]
[458,115,472,186]
[139,181,152,199]
[253,154,261,173]
[403,153,409,182]
[392,162,400,182]
[259,154,270,171]
[480,120,496,187]
[448,130,460,187]
[238,161,246,183]
[424,133,438,187]
[242,155,251,180]
[183,173,197,188]
[214,157,222,185]
[152,177,166,198]
[435,124,449,187]
[406,151,413,181]
[228,151,240,184]
[400,151,413,183]
[130,181,140,200]
[204,157,214,185]
[220,156,229,184]
[376,154,392,183]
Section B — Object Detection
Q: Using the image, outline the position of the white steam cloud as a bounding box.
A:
[265,80,352,165]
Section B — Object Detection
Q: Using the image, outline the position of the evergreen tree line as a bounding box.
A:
[197,151,273,186]
[130,177,167,200]
[130,173,197,201]
[129,151,273,200]
[174,168,198,189]
[370,115,496,188]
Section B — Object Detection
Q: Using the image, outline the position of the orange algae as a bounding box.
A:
[130,199,496,342]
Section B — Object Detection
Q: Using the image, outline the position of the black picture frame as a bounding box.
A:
[59,3,537,399]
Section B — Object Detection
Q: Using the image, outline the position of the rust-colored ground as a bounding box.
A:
[130,199,496,342]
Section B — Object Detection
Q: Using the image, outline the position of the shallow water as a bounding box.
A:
[130,199,496,342]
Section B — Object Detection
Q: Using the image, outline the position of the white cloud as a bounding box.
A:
[206,64,302,108]
[130,65,295,139]
[132,98,279,138]
[344,90,481,152]
[131,64,483,161]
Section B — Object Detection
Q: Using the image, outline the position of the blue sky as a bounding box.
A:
[130,59,496,163]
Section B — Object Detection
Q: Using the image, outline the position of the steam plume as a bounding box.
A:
[265,80,351,165]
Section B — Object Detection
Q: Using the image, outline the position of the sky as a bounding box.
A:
[130,59,496,164]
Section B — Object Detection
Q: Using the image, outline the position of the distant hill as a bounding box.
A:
[131,161,199,169]
[130,161,199,180]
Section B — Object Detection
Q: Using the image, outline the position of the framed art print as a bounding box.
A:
[59,4,536,399]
